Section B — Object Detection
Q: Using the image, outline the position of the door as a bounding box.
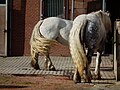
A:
[0,0,7,56]
[106,0,120,80]
[114,20,120,81]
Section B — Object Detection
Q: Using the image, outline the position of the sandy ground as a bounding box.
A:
[0,74,94,90]
[0,74,120,90]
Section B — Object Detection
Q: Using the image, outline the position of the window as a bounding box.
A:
[44,0,64,18]
[0,0,6,4]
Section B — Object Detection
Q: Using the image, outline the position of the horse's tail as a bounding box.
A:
[30,20,57,55]
[69,17,88,76]
[30,20,43,45]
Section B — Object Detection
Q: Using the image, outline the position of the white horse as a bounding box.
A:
[30,17,73,70]
[69,10,112,83]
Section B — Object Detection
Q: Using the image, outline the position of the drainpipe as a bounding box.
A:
[5,0,8,56]
[40,0,43,20]
[65,0,69,19]
[102,0,106,12]
[8,0,12,56]
[71,0,74,20]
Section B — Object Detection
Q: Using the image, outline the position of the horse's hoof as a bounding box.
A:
[83,75,91,83]
[32,64,40,70]
[31,61,40,70]
[74,79,81,83]
[45,65,56,71]
[83,78,91,83]
[73,75,81,83]
[34,64,40,70]
[73,76,81,83]
[92,73,101,80]
[86,79,92,83]
[49,66,56,71]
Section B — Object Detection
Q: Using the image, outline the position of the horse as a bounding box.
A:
[69,10,112,83]
[30,17,73,70]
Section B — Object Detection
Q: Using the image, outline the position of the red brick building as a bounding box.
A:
[0,0,119,56]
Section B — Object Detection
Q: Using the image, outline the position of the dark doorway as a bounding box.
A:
[105,0,120,54]
[106,0,120,25]
[7,0,26,56]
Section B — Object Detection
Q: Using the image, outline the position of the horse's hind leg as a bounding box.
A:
[31,48,40,70]
[44,53,56,71]
[84,49,93,82]
[94,52,102,79]
[73,67,81,83]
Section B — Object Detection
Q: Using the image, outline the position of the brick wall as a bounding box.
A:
[24,0,70,56]
[24,0,40,56]
[69,0,101,19]
[10,0,101,56]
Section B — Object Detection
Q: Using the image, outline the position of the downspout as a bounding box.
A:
[5,0,8,56]
[65,0,69,19]
[40,0,43,20]
[71,0,74,20]
[8,0,12,56]
[102,0,106,12]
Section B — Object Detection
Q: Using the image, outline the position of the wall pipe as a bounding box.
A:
[40,0,43,20]
[102,0,106,12]
[71,0,74,20]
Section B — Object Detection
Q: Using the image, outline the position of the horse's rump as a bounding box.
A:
[84,13,106,50]
[30,20,57,55]
[39,17,71,39]
[39,17,72,45]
